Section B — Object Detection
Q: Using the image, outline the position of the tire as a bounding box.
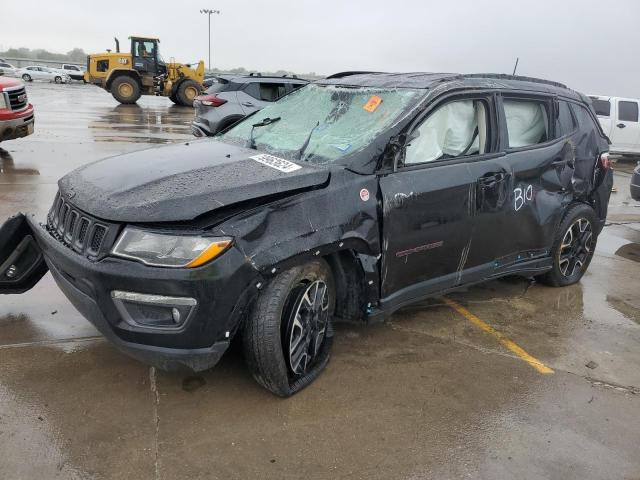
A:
[54,76,62,84]
[168,92,179,104]
[242,259,335,397]
[175,79,201,107]
[111,76,141,104]
[22,74,32,82]
[537,203,599,287]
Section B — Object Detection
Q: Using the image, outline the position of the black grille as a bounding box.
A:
[47,192,116,259]
[6,86,28,111]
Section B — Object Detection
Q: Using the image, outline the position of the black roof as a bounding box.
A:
[320,72,583,100]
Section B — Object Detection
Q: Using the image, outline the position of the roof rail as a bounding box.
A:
[325,71,386,79]
[248,72,262,77]
[463,73,568,89]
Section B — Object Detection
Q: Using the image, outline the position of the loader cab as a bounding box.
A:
[130,36,166,76]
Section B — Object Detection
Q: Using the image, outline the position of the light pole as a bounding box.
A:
[200,9,220,72]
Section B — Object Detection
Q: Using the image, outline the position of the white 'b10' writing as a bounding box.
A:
[514,184,533,211]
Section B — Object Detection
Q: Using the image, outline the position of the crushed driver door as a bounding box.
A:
[0,214,48,294]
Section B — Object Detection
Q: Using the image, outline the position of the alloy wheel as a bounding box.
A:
[284,280,330,376]
[558,217,593,277]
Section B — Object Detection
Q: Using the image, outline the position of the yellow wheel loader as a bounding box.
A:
[84,36,205,106]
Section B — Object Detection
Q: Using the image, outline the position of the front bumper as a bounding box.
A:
[0,106,34,141]
[26,216,261,371]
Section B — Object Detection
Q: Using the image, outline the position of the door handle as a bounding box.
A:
[617,123,626,128]
[479,172,505,188]
[242,102,255,107]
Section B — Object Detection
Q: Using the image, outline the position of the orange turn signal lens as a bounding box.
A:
[185,239,233,268]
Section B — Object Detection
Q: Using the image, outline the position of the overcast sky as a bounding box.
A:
[2,0,639,97]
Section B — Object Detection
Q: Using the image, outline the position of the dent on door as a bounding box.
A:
[0,214,48,294]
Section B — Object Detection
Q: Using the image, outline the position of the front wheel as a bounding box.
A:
[537,204,598,287]
[175,79,201,106]
[111,76,141,104]
[22,74,32,82]
[242,259,335,397]
[54,76,62,84]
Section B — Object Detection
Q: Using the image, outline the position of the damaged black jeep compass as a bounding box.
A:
[0,72,613,396]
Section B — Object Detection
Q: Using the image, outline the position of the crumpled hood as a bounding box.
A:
[59,140,330,222]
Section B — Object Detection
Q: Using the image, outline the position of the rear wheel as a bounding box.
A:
[54,76,62,84]
[22,74,32,82]
[175,79,201,106]
[537,204,598,287]
[242,259,335,397]
[111,76,141,104]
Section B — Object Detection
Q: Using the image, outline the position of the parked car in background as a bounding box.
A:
[0,72,612,397]
[0,77,35,142]
[589,95,640,157]
[192,74,308,136]
[0,62,19,77]
[61,64,86,82]
[18,66,70,84]
[631,163,640,200]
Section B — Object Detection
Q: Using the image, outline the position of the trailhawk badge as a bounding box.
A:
[250,154,302,173]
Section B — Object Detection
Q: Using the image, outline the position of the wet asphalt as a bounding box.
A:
[0,82,639,480]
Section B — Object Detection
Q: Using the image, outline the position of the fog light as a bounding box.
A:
[111,291,197,330]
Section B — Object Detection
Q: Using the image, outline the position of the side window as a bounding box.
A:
[557,100,577,137]
[290,82,305,91]
[618,101,639,122]
[258,83,287,102]
[96,60,109,72]
[503,99,549,148]
[243,83,260,100]
[589,98,611,117]
[570,103,600,132]
[404,99,489,165]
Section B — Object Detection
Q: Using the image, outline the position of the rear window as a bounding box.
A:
[503,99,549,148]
[618,101,639,122]
[205,78,232,94]
[590,98,611,117]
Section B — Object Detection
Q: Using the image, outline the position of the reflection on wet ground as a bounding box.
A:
[0,82,639,479]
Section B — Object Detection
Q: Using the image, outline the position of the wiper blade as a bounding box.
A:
[247,117,281,150]
[297,121,320,160]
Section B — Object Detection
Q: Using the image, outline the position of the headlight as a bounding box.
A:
[0,93,7,109]
[111,227,232,268]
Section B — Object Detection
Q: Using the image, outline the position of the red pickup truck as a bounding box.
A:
[0,76,34,142]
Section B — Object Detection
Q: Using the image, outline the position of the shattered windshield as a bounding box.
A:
[218,84,423,164]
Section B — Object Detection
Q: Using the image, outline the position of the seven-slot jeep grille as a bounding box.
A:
[47,192,116,258]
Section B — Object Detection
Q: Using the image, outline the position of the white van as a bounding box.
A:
[589,95,640,156]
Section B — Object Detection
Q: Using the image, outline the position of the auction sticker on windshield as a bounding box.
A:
[250,154,302,173]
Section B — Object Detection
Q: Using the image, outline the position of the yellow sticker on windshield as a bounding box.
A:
[363,95,382,112]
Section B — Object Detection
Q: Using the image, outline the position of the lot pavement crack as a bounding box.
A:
[0,336,103,350]
[149,367,161,480]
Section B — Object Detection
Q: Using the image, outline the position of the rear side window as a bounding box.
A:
[590,98,611,117]
[557,101,577,136]
[570,103,601,133]
[618,101,639,122]
[503,99,549,148]
[205,78,232,94]
[244,82,287,102]
[290,82,306,91]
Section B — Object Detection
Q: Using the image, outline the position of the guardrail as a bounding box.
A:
[0,57,84,69]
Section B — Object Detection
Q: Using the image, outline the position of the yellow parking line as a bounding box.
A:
[442,297,554,374]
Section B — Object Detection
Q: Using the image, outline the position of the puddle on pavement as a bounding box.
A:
[0,149,40,176]
[615,243,640,263]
